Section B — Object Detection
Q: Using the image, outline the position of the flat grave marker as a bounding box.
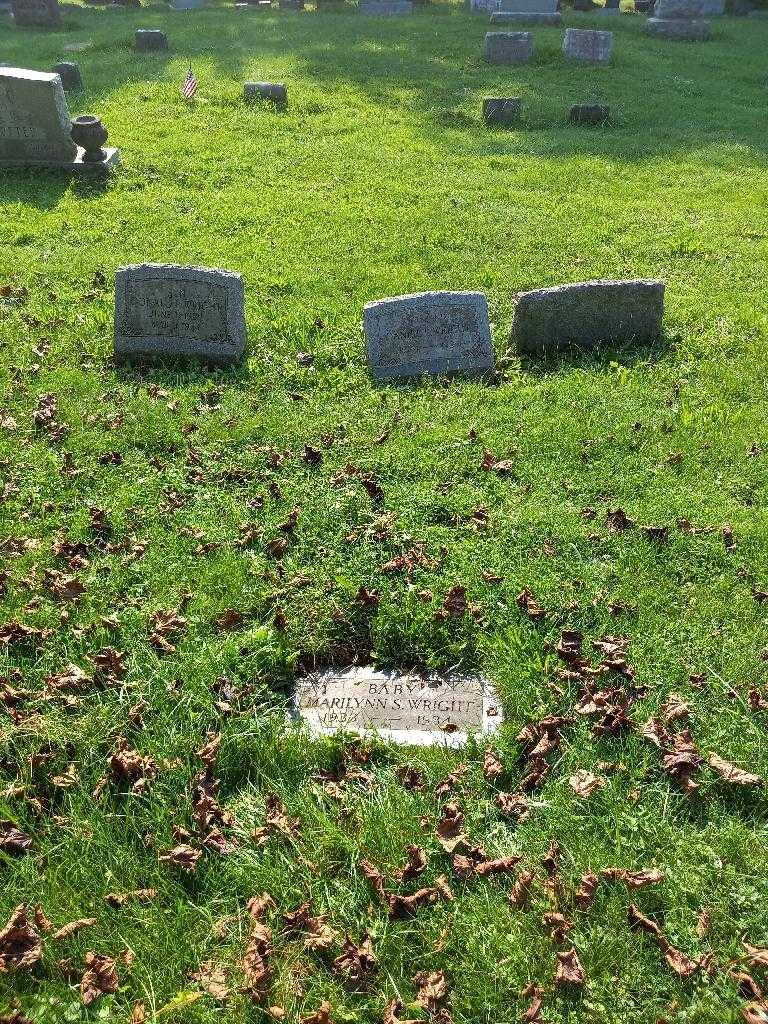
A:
[114,264,246,365]
[294,667,503,747]
[364,290,495,381]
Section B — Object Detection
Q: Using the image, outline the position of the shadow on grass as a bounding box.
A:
[517,333,673,376]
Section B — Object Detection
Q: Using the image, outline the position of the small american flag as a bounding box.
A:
[182,66,198,100]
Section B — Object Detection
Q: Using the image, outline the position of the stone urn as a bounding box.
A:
[71,115,108,163]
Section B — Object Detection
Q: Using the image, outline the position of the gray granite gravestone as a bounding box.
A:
[0,67,120,172]
[484,30,534,62]
[11,0,60,25]
[135,29,169,50]
[294,667,503,747]
[490,0,561,23]
[562,27,614,60]
[646,0,710,36]
[244,82,287,105]
[364,291,494,381]
[359,1,413,12]
[509,279,665,355]
[51,62,83,91]
[483,96,522,126]
[114,264,246,365]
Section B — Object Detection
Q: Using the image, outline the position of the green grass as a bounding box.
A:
[2,2,768,1022]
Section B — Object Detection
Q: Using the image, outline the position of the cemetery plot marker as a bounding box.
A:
[646,0,711,38]
[562,28,614,62]
[490,0,561,26]
[294,667,503,747]
[364,291,495,381]
[114,265,246,365]
[510,278,665,355]
[0,67,120,173]
[11,0,60,26]
[484,30,534,63]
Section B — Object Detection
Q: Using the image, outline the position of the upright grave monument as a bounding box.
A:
[114,264,246,364]
[294,667,503,747]
[484,30,535,62]
[11,0,60,25]
[358,0,413,12]
[0,67,119,172]
[646,0,711,38]
[363,291,495,381]
[490,0,561,26]
[562,27,614,60]
[509,278,665,355]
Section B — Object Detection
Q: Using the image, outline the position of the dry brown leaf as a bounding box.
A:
[191,961,230,1001]
[601,867,664,889]
[105,889,157,908]
[414,969,449,1012]
[509,870,535,910]
[482,748,504,780]
[387,888,441,919]
[301,1001,333,1024]
[80,952,118,1005]
[242,917,272,1000]
[333,934,377,982]
[0,906,41,973]
[744,943,768,972]
[394,845,428,884]
[131,1003,146,1024]
[0,820,32,857]
[52,918,98,941]
[742,1003,768,1024]
[574,871,599,911]
[383,998,420,1024]
[568,770,606,798]
[555,948,585,986]
[495,791,530,822]
[158,844,201,872]
[435,800,466,853]
[707,753,763,787]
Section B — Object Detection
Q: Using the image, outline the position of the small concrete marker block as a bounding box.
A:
[489,10,561,22]
[364,290,495,381]
[483,30,534,64]
[645,15,710,35]
[483,96,522,126]
[244,82,287,106]
[510,279,665,355]
[135,29,169,50]
[562,27,613,61]
[358,0,413,12]
[569,102,609,123]
[51,61,83,91]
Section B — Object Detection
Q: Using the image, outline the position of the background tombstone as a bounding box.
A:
[364,291,495,381]
[114,264,246,365]
[509,279,665,355]
[484,30,534,63]
[646,0,710,37]
[135,29,169,50]
[51,62,83,91]
[490,0,561,24]
[0,67,119,172]
[294,667,503,748]
[244,82,287,106]
[562,27,614,61]
[483,96,522,126]
[358,1,413,13]
[11,0,60,25]
[569,102,609,123]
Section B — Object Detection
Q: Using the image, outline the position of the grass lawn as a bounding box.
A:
[2,2,768,1021]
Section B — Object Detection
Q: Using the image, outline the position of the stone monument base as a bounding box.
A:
[359,0,413,13]
[1,147,120,174]
[645,15,711,36]
[489,10,561,22]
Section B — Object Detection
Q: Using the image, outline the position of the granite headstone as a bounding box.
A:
[484,30,535,62]
[510,279,665,355]
[294,667,503,747]
[562,27,614,60]
[114,264,246,364]
[364,291,495,381]
[11,0,60,25]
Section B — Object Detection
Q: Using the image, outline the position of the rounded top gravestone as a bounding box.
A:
[52,62,83,91]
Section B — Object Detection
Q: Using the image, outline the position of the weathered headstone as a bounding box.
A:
[509,279,665,355]
[364,291,494,381]
[11,0,60,25]
[169,0,205,9]
[484,30,534,63]
[483,96,522,126]
[569,102,609,123]
[244,82,287,106]
[135,29,169,50]
[294,667,503,747]
[646,0,710,35]
[562,27,614,60]
[358,0,413,12]
[51,62,83,91]
[114,264,246,365]
[0,67,119,172]
[490,0,561,20]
